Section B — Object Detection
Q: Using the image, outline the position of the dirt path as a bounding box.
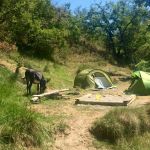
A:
[0,59,16,72]
[53,107,109,150]
[32,99,110,150]
[0,59,26,76]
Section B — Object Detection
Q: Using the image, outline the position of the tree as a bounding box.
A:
[85,0,149,63]
[0,0,68,60]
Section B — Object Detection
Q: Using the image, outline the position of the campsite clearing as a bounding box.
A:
[31,80,150,150]
[1,58,150,150]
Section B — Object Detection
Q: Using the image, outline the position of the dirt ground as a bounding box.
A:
[32,95,110,150]
[31,80,150,150]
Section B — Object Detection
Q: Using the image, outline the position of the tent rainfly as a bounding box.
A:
[127,71,150,95]
[74,69,113,89]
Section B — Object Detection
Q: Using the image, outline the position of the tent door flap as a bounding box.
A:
[94,77,110,89]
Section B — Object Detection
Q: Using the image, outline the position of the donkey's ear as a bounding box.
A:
[46,78,51,83]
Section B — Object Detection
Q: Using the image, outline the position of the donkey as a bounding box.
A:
[25,69,47,95]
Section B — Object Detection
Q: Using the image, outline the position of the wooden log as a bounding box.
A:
[33,89,69,98]
[75,99,127,106]
[59,89,69,92]
[33,90,59,97]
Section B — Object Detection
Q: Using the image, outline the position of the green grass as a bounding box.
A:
[3,51,112,90]
[91,106,150,150]
[0,66,55,149]
[47,64,73,88]
[7,52,74,89]
[93,133,150,150]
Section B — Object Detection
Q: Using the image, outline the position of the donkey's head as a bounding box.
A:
[40,79,47,93]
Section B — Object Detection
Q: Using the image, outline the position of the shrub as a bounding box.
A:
[90,107,150,143]
[56,121,70,134]
[135,60,150,72]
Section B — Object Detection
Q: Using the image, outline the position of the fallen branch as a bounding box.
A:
[33,89,69,98]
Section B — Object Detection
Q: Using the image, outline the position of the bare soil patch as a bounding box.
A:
[32,99,110,150]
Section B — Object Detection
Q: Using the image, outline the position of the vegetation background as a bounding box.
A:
[1,0,150,64]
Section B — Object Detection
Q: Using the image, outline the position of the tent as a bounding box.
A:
[127,71,150,95]
[74,69,113,89]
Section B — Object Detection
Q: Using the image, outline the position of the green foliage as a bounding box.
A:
[31,28,68,59]
[85,0,150,63]
[0,0,150,64]
[134,32,150,62]
[135,60,150,72]
[0,105,43,146]
[0,0,70,61]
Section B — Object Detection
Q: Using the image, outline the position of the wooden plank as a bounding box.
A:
[75,99,126,106]
[125,95,136,106]
[76,94,92,99]
[75,94,136,106]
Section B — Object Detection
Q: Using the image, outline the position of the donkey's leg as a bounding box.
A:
[37,84,40,94]
[28,82,32,95]
[26,81,29,95]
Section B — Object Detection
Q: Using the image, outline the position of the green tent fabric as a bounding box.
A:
[74,69,113,89]
[128,71,150,95]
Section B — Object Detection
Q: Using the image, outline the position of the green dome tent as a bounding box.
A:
[74,69,113,89]
[128,71,150,95]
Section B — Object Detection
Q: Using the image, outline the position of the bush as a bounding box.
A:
[135,60,150,72]
[90,107,150,143]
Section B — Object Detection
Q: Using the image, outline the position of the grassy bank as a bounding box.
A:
[0,66,55,149]
[91,106,150,150]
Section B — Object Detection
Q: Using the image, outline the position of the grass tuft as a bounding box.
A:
[56,121,70,134]
[90,107,150,143]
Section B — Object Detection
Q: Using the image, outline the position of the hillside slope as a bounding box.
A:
[0,51,132,150]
